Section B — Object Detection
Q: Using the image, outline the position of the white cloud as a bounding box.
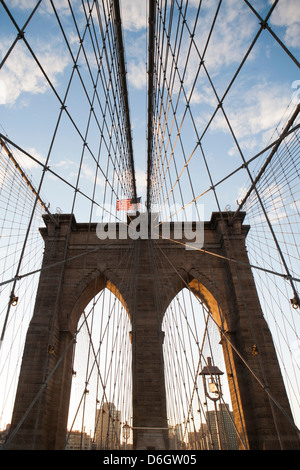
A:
[81,163,105,188]
[238,181,288,224]
[269,0,300,48]
[6,0,37,9]
[127,60,146,90]
[209,81,291,143]
[120,1,147,31]
[14,146,45,170]
[188,84,217,107]
[135,168,147,195]
[150,0,258,100]
[284,23,300,49]
[290,200,299,213]
[205,0,257,71]
[0,38,69,106]
[53,159,77,169]
[6,0,78,15]
[124,29,147,90]
[179,0,257,80]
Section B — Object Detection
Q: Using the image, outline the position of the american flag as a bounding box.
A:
[117,197,141,211]
[116,199,132,211]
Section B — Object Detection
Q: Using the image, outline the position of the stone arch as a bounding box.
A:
[160,268,231,336]
[6,214,135,450]
[187,272,229,332]
[67,275,132,448]
[161,272,238,444]
[7,213,299,450]
[62,270,131,336]
[159,256,298,450]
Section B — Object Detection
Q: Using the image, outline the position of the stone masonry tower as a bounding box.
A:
[5,212,300,450]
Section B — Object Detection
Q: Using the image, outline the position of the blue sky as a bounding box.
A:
[0,0,299,224]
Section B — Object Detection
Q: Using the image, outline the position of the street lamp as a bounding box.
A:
[199,356,224,401]
[199,356,224,449]
[122,421,131,449]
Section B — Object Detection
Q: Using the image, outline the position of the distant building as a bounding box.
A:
[0,424,10,448]
[94,402,121,449]
[188,431,201,450]
[65,430,92,450]
[205,403,239,450]
[169,424,183,449]
[188,423,211,450]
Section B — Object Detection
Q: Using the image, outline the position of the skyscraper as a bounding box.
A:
[205,403,239,450]
[94,402,121,449]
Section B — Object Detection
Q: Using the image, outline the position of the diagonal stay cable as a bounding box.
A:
[1,0,126,203]
[0,0,42,70]
[230,104,300,223]
[0,133,123,222]
[156,232,300,283]
[242,0,300,69]
[155,123,300,227]
[149,0,299,308]
[150,0,282,221]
